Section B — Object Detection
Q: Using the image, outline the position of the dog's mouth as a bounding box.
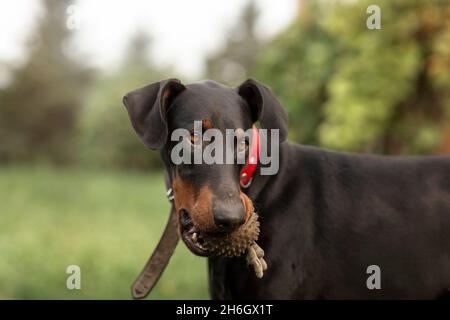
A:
[178,209,211,257]
[178,194,258,257]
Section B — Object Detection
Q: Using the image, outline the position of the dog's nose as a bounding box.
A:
[213,205,245,232]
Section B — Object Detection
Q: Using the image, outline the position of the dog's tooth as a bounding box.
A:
[192,232,198,243]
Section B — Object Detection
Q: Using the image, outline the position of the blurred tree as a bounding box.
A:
[318,0,450,154]
[205,0,262,86]
[255,0,339,144]
[256,0,450,155]
[0,0,91,164]
[78,31,172,170]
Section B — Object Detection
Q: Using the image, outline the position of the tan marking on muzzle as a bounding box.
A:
[172,177,195,215]
[192,185,215,232]
[240,192,254,224]
[172,178,215,232]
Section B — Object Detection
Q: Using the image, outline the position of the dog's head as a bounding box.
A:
[123,79,287,256]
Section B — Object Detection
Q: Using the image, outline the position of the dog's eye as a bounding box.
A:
[237,139,248,153]
[189,132,201,146]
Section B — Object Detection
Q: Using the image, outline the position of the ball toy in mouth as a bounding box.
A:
[202,212,267,278]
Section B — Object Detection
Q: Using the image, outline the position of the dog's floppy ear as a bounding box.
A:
[123,79,186,149]
[237,79,288,142]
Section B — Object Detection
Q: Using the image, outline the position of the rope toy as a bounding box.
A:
[202,212,267,278]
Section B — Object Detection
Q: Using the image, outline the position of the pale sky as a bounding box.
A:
[0,0,298,78]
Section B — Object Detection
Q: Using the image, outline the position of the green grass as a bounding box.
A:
[0,166,209,299]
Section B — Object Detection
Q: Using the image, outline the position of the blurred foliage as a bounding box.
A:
[205,1,262,86]
[78,31,171,170]
[2,0,450,166]
[254,1,338,144]
[0,0,92,164]
[0,166,208,299]
[256,0,450,155]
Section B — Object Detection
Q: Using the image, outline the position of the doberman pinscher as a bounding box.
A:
[123,78,450,299]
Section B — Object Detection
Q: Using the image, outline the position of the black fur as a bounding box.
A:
[210,144,450,299]
[124,79,450,299]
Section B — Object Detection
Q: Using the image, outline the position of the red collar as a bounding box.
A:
[240,125,260,188]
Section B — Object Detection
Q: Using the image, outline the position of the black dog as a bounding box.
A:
[123,78,450,299]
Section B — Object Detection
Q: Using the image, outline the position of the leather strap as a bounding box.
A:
[131,205,179,299]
